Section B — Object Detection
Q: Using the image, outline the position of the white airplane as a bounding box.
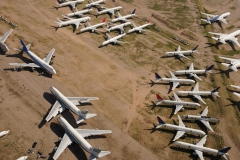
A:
[46,87,99,124]
[111,9,136,23]
[85,0,105,9]
[174,63,214,81]
[100,33,127,47]
[54,16,91,30]
[106,22,131,34]
[0,29,13,52]
[219,56,240,72]
[154,71,195,91]
[164,45,199,60]
[154,115,206,141]
[16,156,28,160]
[230,85,240,97]
[0,130,9,138]
[127,19,152,34]
[182,106,219,132]
[176,82,220,105]
[200,11,230,24]
[65,8,93,18]
[175,135,231,160]
[155,93,201,114]
[53,117,112,160]
[209,30,240,47]
[54,0,84,10]
[9,39,56,75]
[78,17,106,33]
[96,6,122,17]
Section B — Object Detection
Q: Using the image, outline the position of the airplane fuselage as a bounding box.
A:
[175,70,206,75]
[158,100,200,107]
[107,22,131,32]
[182,115,219,123]
[111,14,135,23]
[85,0,105,8]
[0,42,9,52]
[66,9,92,17]
[59,17,91,27]
[176,91,216,96]
[210,12,230,23]
[0,130,9,138]
[127,23,151,34]
[98,6,122,15]
[220,30,240,43]
[156,78,195,84]
[80,23,105,33]
[58,0,84,8]
[101,34,126,46]
[164,50,195,57]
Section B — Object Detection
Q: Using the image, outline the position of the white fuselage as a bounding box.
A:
[58,17,91,28]
[98,6,122,15]
[175,70,206,75]
[101,34,126,46]
[182,115,219,123]
[176,91,214,96]
[85,0,105,8]
[127,23,151,34]
[210,12,230,23]
[0,130,9,138]
[156,78,195,84]
[66,9,92,17]
[107,22,131,32]
[159,100,200,107]
[58,0,84,8]
[164,50,194,57]
[111,14,135,23]
[80,22,105,33]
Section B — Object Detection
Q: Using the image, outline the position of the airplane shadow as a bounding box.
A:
[214,68,232,78]
[204,42,221,50]
[226,98,240,112]
[226,41,236,51]
[0,49,7,55]
[160,56,185,63]
[216,21,223,29]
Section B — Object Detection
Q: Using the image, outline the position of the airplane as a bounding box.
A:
[16,156,28,160]
[111,9,136,23]
[53,0,84,10]
[153,115,206,141]
[9,39,56,75]
[127,19,152,34]
[54,16,91,30]
[174,63,214,81]
[96,6,122,18]
[99,33,127,47]
[219,56,240,72]
[46,87,99,124]
[229,85,240,97]
[208,30,240,47]
[106,22,131,34]
[164,45,199,60]
[53,117,112,160]
[174,135,231,160]
[182,106,219,132]
[176,82,220,105]
[154,71,195,91]
[85,0,105,9]
[77,17,106,33]
[200,11,230,24]
[65,8,93,18]
[0,28,13,52]
[0,130,9,138]
[155,93,201,114]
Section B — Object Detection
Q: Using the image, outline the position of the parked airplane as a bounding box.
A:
[127,19,152,34]
[53,0,84,10]
[176,82,220,105]
[155,71,195,91]
[0,29,13,52]
[111,9,136,23]
[65,8,93,18]
[174,63,214,81]
[9,39,56,75]
[53,117,112,160]
[154,115,206,141]
[96,6,122,17]
[106,22,131,34]
[175,135,231,160]
[78,17,106,33]
[230,85,240,97]
[164,45,199,60]
[219,56,240,72]
[155,93,201,114]
[209,30,240,47]
[85,0,105,8]
[46,87,99,124]
[54,16,91,30]
[100,33,127,47]
[182,106,219,132]
[201,11,230,24]
[16,156,28,160]
[0,130,9,138]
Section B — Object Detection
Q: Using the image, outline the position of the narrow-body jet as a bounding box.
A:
[164,45,199,60]
[201,11,230,24]
[96,6,122,17]
[127,19,152,34]
[209,30,240,47]
[55,16,91,30]
[106,22,131,34]
[111,9,136,23]
[54,0,84,10]
[100,33,127,47]
[219,56,240,72]
[78,17,106,33]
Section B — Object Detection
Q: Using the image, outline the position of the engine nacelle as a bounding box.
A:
[180,108,185,112]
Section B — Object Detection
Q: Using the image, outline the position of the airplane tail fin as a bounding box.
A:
[102,17,106,23]
[218,147,231,155]
[211,87,220,97]
[192,45,199,51]
[146,18,151,24]
[205,65,214,73]
[156,94,163,102]
[56,0,62,4]
[19,39,29,53]
[157,116,165,125]
[155,73,162,81]
[131,9,136,14]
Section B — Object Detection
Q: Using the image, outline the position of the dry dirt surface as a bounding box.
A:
[0,0,240,160]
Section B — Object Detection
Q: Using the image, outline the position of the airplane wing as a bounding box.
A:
[43,48,55,64]
[196,135,207,146]
[172,82,179,91]
[169,70,177,79]
[115,40,128,44]
[70,2,77,9]
[75,129,112,138]
[233,92,240,98]
[189,63,194,70]
[67,97,99,105]
[177,45,181,51]
[177,115,185,127]
[189,73,202,81]
[229,37,240,47]
[53,133,73,160]
[105,33,112,40]
[119,26,124,34]
[193,82,199,91]
[219,56,239,62]
[9,63,40,68]
[200,12,216,17]
[230,85,240,90]
[200,120,214,132]
[201,106,208,116]
[221,19,227,24]
[174,105,183,114]
[193,95,206,104]
[0,29,13,43]
[208,32,227,37]
[108,10,115,16]
[194,150,204,160]
[75,22,81,29]
[173,92,181,101]
[178,53,190,60]
[173,130,185,141]
[46,101,65,122]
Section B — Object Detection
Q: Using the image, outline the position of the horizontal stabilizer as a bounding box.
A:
[76,113,97,124]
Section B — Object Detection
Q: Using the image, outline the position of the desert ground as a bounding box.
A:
[0,0,240,160]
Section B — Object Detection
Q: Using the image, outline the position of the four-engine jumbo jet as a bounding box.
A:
[53,0,84,10]
[111,9,136,23]
[85,0,105,9]
[154,115,206,141]
[208,30,240,47]
[176,82,220,105]
[78,17,106,33]
[175,135,231,160]
[182,106,219,132]
[155,71,195,91]
[200,11,230,24]
[106,22,131,34]
[54,16,91,30]
[174,63,214,81]
[65,8,93,18]
[96,6,122,17]
[219,56,240,72]
[46,87,99,124]
[127,19,152,34]
[53,117,112,160]
[155,93,201,114]
[0,130,9,138]
[9,39,56,75]
[0,29,13,52]
[164,45,199,60]
[99,33,127,47]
